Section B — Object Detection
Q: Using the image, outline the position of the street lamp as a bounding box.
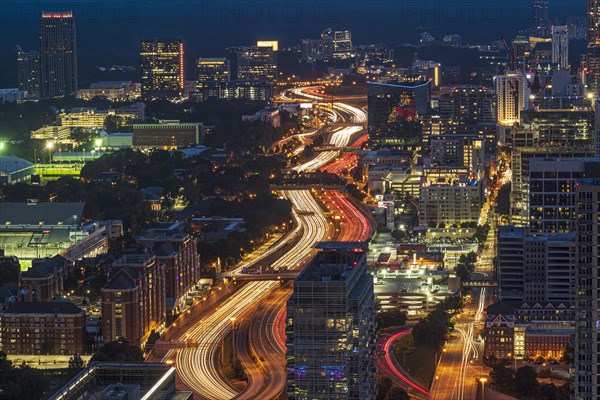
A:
[46,141,54,164]
[479,377,487,400]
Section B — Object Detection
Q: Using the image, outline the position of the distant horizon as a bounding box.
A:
[0,0,586,87]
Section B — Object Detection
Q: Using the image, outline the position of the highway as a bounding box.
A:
[320,133,369,175]
[232,189,374,400]
[170,190,329,400]
[293,125,363,173]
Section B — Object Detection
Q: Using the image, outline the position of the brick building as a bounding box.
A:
[0,302,85,355]
[101,253,166,347]
[136,233,200,313]
[20,255,71,301]
[484,301,574,360]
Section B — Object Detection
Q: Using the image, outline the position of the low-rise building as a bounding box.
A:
[484,300,574,360]
[0,301,85,355]
[20,255,71,301]
[133,120,204,149]
[0,156,35,184]
[242,107,281,127]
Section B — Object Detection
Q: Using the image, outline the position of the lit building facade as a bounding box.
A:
[551,26,569,70]
[574,179,600,400]
[140,39,184,100]
[497,226,575,303]
[16,46,40,99]
[0,302,85,355]
[495,72,529,125]
[528,158,600,234]
[438,85,495,124]
[236,46,277,82]
[286,242,376,400]
[40,11,78,98]
[101,253,166,347]
[132,120,203,149]
[485,300,574,361]
[367,81,431,142]
[418,180,481,227]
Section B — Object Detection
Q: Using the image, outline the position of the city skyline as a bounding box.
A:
[0,2,598,400]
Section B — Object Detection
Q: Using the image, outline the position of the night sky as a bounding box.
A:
[0,0,586,86]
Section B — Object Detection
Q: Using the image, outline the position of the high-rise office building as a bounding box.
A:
[574,179,600,400]
[438,85,496,124]
[510,147,596,226]
[196,57,229,99]
[497,226,575,303]
[367,81,431,137]
[495,72,529,124]
[235,45,277,82]
[333,30,353,58]
[532,0,550,36]
[528,158,600,234]
[588,0,600,45]
[587,0,600,94]
[286,242,376,400]
[140,39,184,100]
[16,46,40,99]
[551,26,569,70]
[39,11,77,98]
[196,58,230,83]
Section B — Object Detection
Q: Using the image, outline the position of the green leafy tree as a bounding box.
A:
[90,339,144,363]
[0,261,20,286]
[490,364,514,390]
[514,365,538,397]
[384,386,410,400]
[68,354,85,369]
[376,375,393,400]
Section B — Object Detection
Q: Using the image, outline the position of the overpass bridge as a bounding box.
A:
[463,280,497,288]
[231,271,300,282]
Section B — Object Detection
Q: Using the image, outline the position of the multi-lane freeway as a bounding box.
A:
[165,190,329,399]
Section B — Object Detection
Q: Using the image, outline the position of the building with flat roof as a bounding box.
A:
[0,301,85,355]
[0,156,35,184]
[574,178,600,400]
[419,178,481,227]
[497,226,575,303]
[133,120,203,149]
[49,362,191,400]
[0,202,108,266]
[140,39,184,100]
[286,242,376,399]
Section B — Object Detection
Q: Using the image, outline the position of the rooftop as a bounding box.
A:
[4,301,83,315]
[0,202,84,227]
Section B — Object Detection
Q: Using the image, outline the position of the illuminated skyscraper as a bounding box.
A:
[286,242,376,400]
[196,58,229,84]
[574,178,600,400]
[140,39,184,100]
[532,0,550,36]
[333,30,353,58]
[39,11,77,98]
[587,0,600,94]
[588,0,600,45]
[551,26,569,70]
[17,46,40,99]
[495,72,529,124]
[235,45,277,82]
